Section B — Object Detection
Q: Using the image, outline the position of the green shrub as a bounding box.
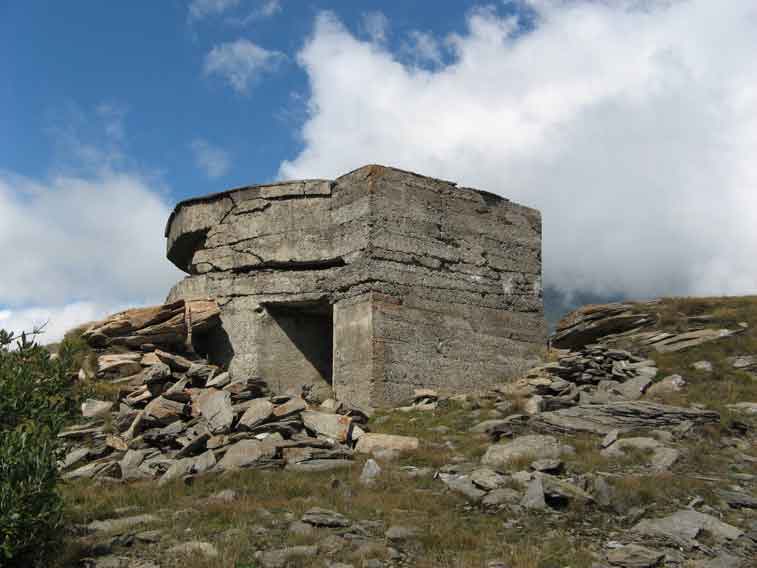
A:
[0,329,75,566]
[0,426,63,565]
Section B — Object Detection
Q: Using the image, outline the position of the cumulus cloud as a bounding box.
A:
[281,2,757,300]
[403,31,444,66]
[204,39,286,94]
[0,107,182,343]
[190,138,231,178]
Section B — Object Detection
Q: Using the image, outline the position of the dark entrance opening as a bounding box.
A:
[261,299,333,391]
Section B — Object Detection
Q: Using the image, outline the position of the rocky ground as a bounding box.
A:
[56,296,757,567]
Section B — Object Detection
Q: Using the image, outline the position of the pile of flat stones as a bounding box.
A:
[58,302,420,485]
[60,349,374,483]
[495,344,658,414]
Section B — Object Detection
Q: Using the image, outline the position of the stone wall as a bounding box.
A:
[165,165,546,408]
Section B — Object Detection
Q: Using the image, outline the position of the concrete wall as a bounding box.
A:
[165,165,546,409]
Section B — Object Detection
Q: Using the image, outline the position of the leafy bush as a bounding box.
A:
[0,427,63,564]
[0,329,77,566]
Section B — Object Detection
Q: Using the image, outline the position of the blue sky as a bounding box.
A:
[1,0,499,198]
[1,0,756,340]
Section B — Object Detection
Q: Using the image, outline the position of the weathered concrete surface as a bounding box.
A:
[165,165,546,408]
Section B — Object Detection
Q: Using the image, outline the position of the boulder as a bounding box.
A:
[631,510,743,549]
[531,401,719,435]
[481,435,574,467]
[355,433,419,455]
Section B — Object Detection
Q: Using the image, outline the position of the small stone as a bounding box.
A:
[288,521,313,536]
[359,458,382,485]
[196,389,234,434]
[272,397,307,418]
[259,546,318,568]
[530,458,563,474]
[142,363,171,384]
[168,541,218,558]
[482,488,521,507]
[217,439,267,470]
[385,525,420,542]
[301,507,350,528]
[144,396,186,425]
[481,435,574,468]
[691,360,713,372]
[355,433,419,455]
[238,398,274,429]
[470,467,508,491]
[81,399,113,418]
[520,476,546,510]
[602,429,619,449]
[606,544,664,568]
[88,514,158,534]
[205,371,231,388]
[301,410,352,442]
[523,395,545,415]
[206,489,238,504]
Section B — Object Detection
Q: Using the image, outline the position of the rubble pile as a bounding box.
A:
[59,300,420,483]
[495,344,659,414]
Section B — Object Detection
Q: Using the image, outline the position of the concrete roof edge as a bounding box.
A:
[164,178,333,237]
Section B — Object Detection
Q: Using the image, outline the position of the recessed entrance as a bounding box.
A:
[259,299,333,392]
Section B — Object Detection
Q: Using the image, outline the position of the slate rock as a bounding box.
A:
[88,514,158,534]
[481,435,574,467]
[531,401,719,435]
[238,398,274,429]
[606,544,664,567]
[196,389,234,434]
[142,363,171,384]
[355,433,419,455]
[301,507,350,527]
[217,439,266,470]
[81,399,114,418]
[259,545,318,568]
[360,458,382,485]
[301,410,353,442]
[631,509,744,549]
[168,541,218,558]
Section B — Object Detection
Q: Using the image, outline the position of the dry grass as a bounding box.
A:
[60,460,597,568]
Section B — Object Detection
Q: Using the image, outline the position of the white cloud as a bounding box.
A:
[204,39,286,94]
[0,302,131,345]
[361,11,389,44]
[404,31,443,66]
[0,170,181,308]
[190,138,231,178]
[0,106,183,344]
[281,3,757,300]
[188,0,241,22]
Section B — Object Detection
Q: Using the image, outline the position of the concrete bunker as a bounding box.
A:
[165,164,547,409]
